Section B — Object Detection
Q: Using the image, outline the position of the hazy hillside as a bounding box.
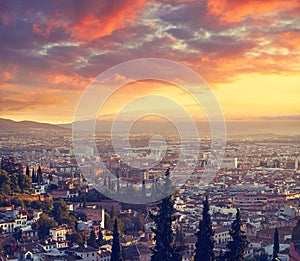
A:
[1,118,299,137]
[0,118,64,131]
[63,119,300,136]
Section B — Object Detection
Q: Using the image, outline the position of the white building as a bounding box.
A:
[221,157,238,169]
[214,227,231,244]
[49,227,67,242]
[77,220,94,232]
[14,212,29,228]
[32,184,46,195]
[68,246,98,261]
[0,220,14,234]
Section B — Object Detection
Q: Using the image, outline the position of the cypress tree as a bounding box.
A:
[108,177,112,190]
[97,227,104,246]
[82,193,86,208]
[142,179,146,198]
[225,209,249,261]
[87,229,98,248]
[26,165,30,177]
[37,166,43,184]
[104,176,107,187]
[150,194,176,261]
[111,219,123,261]
[194,196,215,261]
[150,169,179,261]
[272,228,279,261]
[117,176,120,193]
[174,226,186,260]
[31,168,36,183]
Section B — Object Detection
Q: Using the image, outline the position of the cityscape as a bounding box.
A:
[0,121,300,260]
[1,0,300,261]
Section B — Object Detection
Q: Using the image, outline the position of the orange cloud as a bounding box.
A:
[207,0,300,23]
[32,0,147,41]
[274,31,300,50]
[0,91,66,113]
[0,83,12,89]
[47,73,92,91]
[71,0,146,41]
[2,71,14,80]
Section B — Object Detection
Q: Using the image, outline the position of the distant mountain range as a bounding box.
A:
[0,118,64,131]
[0,118,299,136]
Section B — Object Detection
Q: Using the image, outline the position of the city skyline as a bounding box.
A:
[0,0,299,124]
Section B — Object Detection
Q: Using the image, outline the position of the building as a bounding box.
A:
[49,226,69,249]
[221,158,238,169]
[67,246,98,261]
[49,227,67,242]
[0,220,14,234]
[214,227,231,244]
[233,194,269,211]
[99,250,111,261]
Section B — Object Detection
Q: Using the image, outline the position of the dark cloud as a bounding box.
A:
[166,27,194,39]
[159,1,234,32]
[187,35,256,58]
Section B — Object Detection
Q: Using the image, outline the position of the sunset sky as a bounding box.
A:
[0,0,299,124]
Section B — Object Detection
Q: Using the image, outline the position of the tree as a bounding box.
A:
[105,212,112,230]
[142,179,146,198]
[31,200,43,210]
[42,201,54,214]
[111,219,123,261]
[225,209,249,261]
[258,251,269,261]
[109,206,117,219]
[80,192,86,208]
[18,173,31,192]
[97,227,104,246]
[52,199,69,224]
[10,174,20,193]
[135,212,145,231]
[67,232,83,246]
[272,228,279,261]
[0,170,11,194]
[104,176,107,187]
[174,226,186,260]
[11,198,24,208]
[13,228,22,242]
[37,213,57,240]
[194,196,215,261]
[37,166,43,184]
[105,208,125,232]
[117,176,120,193]
[48,172,53,182]
[150,169,179,261]
[26,165,30,177]
[31,168,36,184]
[87,229,98,248]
